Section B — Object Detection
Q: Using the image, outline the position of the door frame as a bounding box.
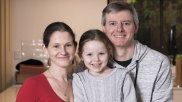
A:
[0,0,12,92]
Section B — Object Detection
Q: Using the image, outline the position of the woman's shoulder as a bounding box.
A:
[22,74,45,87]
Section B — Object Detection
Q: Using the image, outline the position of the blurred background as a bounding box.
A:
[0,0,182,102]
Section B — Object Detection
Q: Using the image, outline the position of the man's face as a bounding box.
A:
[102,10,138,48]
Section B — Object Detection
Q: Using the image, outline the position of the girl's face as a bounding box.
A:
[81,40,110,76]
[43,31,76,69]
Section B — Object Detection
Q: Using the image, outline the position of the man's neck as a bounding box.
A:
[114,41,135,61]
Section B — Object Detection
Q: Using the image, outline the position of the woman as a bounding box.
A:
[16,22,77,102]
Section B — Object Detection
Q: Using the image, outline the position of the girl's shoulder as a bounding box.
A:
[113,68,128,76]
[111,68,130,81]
[72,69,88,81]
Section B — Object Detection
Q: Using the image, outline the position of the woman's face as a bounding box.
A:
[43,31,76,69]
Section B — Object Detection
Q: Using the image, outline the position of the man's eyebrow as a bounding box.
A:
[122,20,132,22]
[108,21,116,22]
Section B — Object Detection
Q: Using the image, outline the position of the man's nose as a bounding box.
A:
[117,23,124,32]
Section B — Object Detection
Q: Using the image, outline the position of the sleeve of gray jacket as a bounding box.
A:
[123,73,137,102]
[72,74,85,102]
[152,56,173,102]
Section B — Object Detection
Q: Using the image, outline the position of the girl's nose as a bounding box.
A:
[94,55,99,61]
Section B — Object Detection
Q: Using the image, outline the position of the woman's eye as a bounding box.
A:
[66,43,72,47]
[53,45,59,48]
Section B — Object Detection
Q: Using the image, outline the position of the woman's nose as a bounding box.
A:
[59,47,66,55]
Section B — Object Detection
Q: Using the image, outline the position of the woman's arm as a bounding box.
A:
[16,78,37,102]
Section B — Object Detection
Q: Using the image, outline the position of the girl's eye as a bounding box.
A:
[99,52,105,55]
[87,53,92,56]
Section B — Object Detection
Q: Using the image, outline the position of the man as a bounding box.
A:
[102,1,173,102]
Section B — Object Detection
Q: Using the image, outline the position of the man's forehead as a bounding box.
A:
[105,11,133,20]
[106,9,131,15]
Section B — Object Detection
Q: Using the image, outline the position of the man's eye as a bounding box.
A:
[123,22,130,26]
[109,22,116,26]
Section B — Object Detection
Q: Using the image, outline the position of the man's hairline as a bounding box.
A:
[102,10,138,27]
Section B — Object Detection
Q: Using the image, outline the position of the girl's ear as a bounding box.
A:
[78,52,83,60]
[78,52,85,62]
[42,44,49,56]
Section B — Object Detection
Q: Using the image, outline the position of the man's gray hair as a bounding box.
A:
[101,1,139,26]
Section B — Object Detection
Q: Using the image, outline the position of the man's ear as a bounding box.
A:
[102,25,106,32]
[42,44,48,55]
[134,24,139,34]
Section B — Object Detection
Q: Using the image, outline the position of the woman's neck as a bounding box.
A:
[46,66,68,82]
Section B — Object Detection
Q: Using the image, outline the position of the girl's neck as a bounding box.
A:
[89,66,112,77]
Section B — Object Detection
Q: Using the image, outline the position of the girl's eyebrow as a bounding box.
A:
[52,41,73,44]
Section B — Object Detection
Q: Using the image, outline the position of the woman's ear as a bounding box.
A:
[42,44,48,55]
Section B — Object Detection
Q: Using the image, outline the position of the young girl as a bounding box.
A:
[72,29,137,102]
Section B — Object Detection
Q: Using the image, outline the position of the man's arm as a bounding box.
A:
[152,57,173,102]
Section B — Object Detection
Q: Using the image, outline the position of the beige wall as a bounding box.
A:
[12,0,106,83]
